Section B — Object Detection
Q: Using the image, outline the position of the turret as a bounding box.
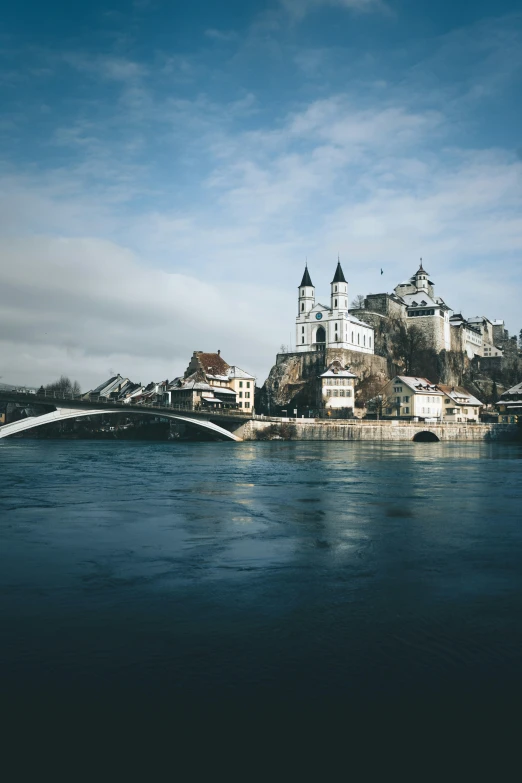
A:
[414,259,429,294]
[298,265,315,315]
[331,258,348,311]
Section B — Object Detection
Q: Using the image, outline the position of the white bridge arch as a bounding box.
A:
[0,408,242,442]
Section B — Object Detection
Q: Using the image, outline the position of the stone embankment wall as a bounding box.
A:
[233,417,517,442]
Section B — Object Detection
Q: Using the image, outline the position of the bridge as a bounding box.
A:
[0,390,251,442]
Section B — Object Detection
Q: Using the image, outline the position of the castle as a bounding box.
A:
[351,260,507,361]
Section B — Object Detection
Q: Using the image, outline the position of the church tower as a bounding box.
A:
[298,265,315,315]
[331,258,348,311]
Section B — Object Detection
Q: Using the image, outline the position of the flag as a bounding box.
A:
[380,268,383,275]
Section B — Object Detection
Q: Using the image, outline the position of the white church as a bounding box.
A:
[295,261,374,355]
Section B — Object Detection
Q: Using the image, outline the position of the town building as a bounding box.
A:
[295,261,374,355]
[449,314,484,358]
[318,361,357,416]
[167,351,255,412]
[380,376,444,420]
[437,385,482,422]
[496,381,522,422]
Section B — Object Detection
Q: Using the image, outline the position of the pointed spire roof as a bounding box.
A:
[331,257,347,284]
[299,265,313,287]
[415,257,429,275]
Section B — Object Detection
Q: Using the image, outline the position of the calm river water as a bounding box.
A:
[1,439,522,724]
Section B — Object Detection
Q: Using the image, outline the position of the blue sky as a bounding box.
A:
[1,0,521,387]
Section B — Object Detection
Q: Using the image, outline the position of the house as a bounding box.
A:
[318,361,357,416]
[167,351,255,412]
[496,381,522,422]
[437,385,482,422]
[380,376,443,420]
[449,314,483,358]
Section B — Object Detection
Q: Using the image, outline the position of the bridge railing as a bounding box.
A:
[6,389,251,417]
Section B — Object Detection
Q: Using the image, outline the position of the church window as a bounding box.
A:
[301,303,304,311]
[301,289,304,296]
[302,337,304,343]
[335,299,338,307]
[334,286,337,292]
[302,326,304,333]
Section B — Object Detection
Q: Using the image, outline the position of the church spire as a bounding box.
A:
[331,257,347,284]
[300,264,313,287]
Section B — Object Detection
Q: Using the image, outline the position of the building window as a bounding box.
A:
[334,286,337,292]
[302,326,304,333]
[247,382,250,388]
[347,389,352,397]
[357,333,360,344]
[245,402,250,408]
[239,392,243,398]
[301,289,304,295]
[369,337,372,347]
[302,336,304,343]
[301,303,304,311]
[246,392,250,398]
[333,390,339,397]
[403,396,409,402]
[363,334,366,346]
[351,332,354,342]
[239,381,243,388]
[404,407,409,414]
[335,299,337,307]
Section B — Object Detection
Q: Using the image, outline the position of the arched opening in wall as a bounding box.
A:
[316,326,326,344]
[412,431,440,442]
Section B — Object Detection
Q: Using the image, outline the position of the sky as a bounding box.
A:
[1,0,521,389]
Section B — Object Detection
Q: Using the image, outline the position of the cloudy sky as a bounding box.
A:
[1,0,521,389]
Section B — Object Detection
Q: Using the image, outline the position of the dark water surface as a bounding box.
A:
[1,439,522,722]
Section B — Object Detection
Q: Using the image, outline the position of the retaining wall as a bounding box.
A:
[233,418,518,442]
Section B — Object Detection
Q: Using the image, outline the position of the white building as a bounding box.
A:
[295,261,374,355]
[318,361,357,414]
[381,376,444,420]
[395,261,452,352]
[449,314,483,358]
[437,385,482,422]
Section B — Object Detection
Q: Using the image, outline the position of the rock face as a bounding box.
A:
[259,349,388,414]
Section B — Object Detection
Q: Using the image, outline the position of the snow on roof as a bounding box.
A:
[501,381,522,398]
[395,376,443,394]
[227,366,255,380]
[438,385,483,407]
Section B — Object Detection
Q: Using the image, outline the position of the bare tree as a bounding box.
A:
[393,324,429,375]
[350,294,366,310]
[45,376,81,396]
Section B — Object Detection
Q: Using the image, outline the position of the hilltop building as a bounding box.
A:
[351,260,507,361]
[497,381,522,422]
[296,261,374,355]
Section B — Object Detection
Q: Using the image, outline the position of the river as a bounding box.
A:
[1,439,522,725]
